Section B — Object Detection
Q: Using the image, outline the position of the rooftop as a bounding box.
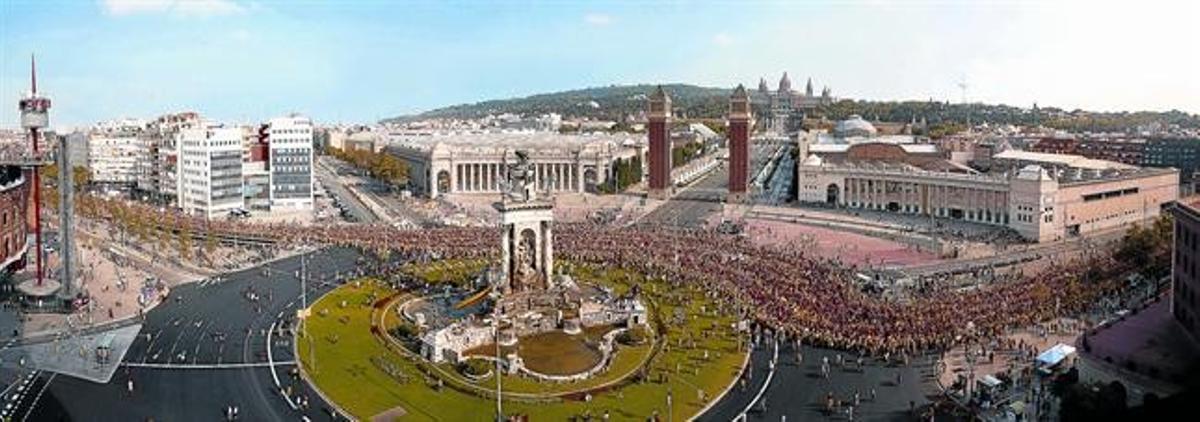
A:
[387,131,644,154]
[993,149,1135,170]
[1080,298,1200,387]
[809,142,939,155]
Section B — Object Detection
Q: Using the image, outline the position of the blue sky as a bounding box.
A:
[1,0,1197,128]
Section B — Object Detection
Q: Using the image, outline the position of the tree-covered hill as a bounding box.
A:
[383,84,732,123]
[383,84,1200,133]
[816,100,1200,133]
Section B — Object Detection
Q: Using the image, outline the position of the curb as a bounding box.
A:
[294,285,356,421]
[693,332,752,420]
[11,286,167,347]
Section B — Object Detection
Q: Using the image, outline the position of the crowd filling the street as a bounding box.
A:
[82,195,1133,359]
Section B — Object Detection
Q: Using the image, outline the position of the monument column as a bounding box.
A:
[464,163,471,192]
[430,166,440,198]
[727,84,752,203]
[541,221,553,283]
[500,225,512,292]
[575,162,584,192]
[454,163,462,193]
[494,150,555,295]
[647,86,672,200]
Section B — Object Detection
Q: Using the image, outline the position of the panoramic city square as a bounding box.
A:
[1,1,1199,421]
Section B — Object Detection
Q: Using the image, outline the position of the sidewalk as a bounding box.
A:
[0,241,172,346]
[935,317,1086,419]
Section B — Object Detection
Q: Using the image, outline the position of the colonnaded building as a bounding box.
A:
[385,131,644,198]
[797,116,1179,242]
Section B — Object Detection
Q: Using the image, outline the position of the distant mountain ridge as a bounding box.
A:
[383,84,1200,133]
[383,84,732,123]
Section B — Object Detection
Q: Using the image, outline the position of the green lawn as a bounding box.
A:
[298,263,746,421]
[398,260,487,286]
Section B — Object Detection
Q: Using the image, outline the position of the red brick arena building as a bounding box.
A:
[0,165,30,275]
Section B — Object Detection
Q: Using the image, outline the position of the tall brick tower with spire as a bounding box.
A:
[18,55,50,288]
[727,84,752,203]
[647,86,672,200]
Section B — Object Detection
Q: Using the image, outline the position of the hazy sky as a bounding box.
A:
[2,0,1197,128]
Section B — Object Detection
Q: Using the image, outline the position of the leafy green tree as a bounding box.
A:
[204,229,218,259]
[1113,214,1173,278]
[177,226,193,261]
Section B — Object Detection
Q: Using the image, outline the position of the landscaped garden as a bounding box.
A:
[296,261,746,421]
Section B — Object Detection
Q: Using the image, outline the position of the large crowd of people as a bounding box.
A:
[81,196,1127,356]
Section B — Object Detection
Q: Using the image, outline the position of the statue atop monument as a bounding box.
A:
[500,149,556,204]
[501,150,538,203]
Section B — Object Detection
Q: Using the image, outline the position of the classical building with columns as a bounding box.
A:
[797,118,1179,242]
[385,131,643,198]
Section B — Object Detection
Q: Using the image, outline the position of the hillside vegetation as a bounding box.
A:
[384,84,1200,133]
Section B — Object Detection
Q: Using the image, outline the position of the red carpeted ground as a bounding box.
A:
[743,218,938,267]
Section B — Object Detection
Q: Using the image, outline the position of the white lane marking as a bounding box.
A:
[0,370,31,402]
[141,329,163,364]
[192,333,204,365]
[736,340,779,421]
[165,325,188,364]
[121,362,296,369]
[19,372,54,422]
[266,320,299,410]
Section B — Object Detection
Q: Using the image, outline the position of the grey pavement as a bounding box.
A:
[1,323,142,384]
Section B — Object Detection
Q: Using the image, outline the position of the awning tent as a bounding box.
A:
[1036,343,1077,368]
[980,374,1003,388]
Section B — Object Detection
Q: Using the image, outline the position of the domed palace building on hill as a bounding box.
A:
[757,72,836,132]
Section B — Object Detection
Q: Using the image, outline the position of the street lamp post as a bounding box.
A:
[491,286,504,422]
[666,388,673,422]
[300,253,315,372]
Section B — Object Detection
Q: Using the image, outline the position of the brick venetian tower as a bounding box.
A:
[647,86,672,200]
[727,84,752,203]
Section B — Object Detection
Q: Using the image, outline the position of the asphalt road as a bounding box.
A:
[316,157,378,224]
[701,338,939,422]
[23,247,365,422]
[639,166,730,227]
[640,144,780,228]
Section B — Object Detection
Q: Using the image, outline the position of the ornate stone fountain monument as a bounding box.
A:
[495,150,554,294]
[416,151,647,367]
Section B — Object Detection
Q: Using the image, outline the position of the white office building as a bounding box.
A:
[88,119,146,186]
[142,112,203,204]
[263,115,314,211]
[177,125,245,219]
